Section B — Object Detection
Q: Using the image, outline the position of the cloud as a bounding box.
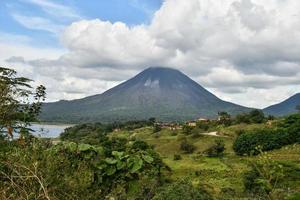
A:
[23,0,82,20]
[3,0,300,108]
[12,14,64,33]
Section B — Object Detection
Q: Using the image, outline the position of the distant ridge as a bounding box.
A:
[263,93,300,116]
[40,67,252,123]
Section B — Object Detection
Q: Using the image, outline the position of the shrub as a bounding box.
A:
[204,139,225,157]
[234,109,266,124]
[279,113,300,143]
[249,109,265,123]
[182,125,193,135]
[243,151,286,199]
[173,154,182,161]
[131,140,150,151]
[233,128,290,155]
[243,167,267,194]
[197,121,210,131]
[180,140,196,154]
[234,113,300,155]
[152,179,212,200]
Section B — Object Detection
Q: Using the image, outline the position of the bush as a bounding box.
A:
[173,154,182,161]
[243,152,287,199]
[279,113,300,143]
[234,113,300,155]
[152,179,212,200]
[204,139,225,157]
[197,121,210,131]
[233,128,290,155]
[182,125,193,135]
[249,109,265,124]
[234,109,266,124]
[131,140,150,150]
[243,167,267,194]
[180,140,196,154]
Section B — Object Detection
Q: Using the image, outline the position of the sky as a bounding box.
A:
[0,0,300,109]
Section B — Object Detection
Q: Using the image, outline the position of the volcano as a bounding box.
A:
[264,93,300,116]
[41,67,251,122]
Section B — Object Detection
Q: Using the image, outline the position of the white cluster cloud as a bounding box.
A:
[4,0,300,108]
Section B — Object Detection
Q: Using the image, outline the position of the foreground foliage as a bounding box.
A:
[0,137,170,200]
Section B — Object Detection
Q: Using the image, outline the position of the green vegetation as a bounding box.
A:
[233,113,300,155]
[1,67,300,199]
[203,139,225,157]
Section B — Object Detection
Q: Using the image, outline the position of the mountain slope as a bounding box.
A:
[40,67,251,122]
[263,93,300,116]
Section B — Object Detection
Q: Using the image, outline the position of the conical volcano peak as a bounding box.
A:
[134,66,189,86]
[140,67,182,78]
[41,67,251,122]
[145,66,180,72]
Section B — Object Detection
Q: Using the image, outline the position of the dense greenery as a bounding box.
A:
[0,137,171,199]
[60,119,155,145]
[233,113,300,155]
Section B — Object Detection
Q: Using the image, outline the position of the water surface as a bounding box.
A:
[30,123,73,138]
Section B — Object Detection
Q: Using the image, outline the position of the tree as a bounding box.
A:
[0,67,46,139]
[149,117,156,124]
[182,124,193,135]
[249,109,265,124]
[218,111,232,126]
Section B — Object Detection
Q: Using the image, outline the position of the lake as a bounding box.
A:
[29,123,73,138]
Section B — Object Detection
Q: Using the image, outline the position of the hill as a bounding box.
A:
[40,67,251,122]
[263,93,300,116]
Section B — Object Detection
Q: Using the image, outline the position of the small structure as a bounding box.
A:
[155,122,182,130]
[198,118,209,122]
[187,121,197,127]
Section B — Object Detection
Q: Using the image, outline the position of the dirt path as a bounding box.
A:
[200,131,224,137]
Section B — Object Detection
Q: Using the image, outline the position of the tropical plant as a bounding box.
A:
[0,67,46,139]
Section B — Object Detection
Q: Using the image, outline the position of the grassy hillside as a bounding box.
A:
[109,124,300,199]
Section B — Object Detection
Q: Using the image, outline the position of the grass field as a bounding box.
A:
[110,125,300,199]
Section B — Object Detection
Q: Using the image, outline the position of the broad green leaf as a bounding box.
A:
[105,166,116,176]
[83,152,94,159]
[95,162,107,170]
[66,142,77,152]
[130,158,143,173]
[112,151,124,159]
[78,144,93,151]
[95,146,104,155]
[116,161,126,170]
[142,154,154,163]
[105,158,118,165]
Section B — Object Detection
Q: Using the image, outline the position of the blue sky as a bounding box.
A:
[0,0,162,48]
